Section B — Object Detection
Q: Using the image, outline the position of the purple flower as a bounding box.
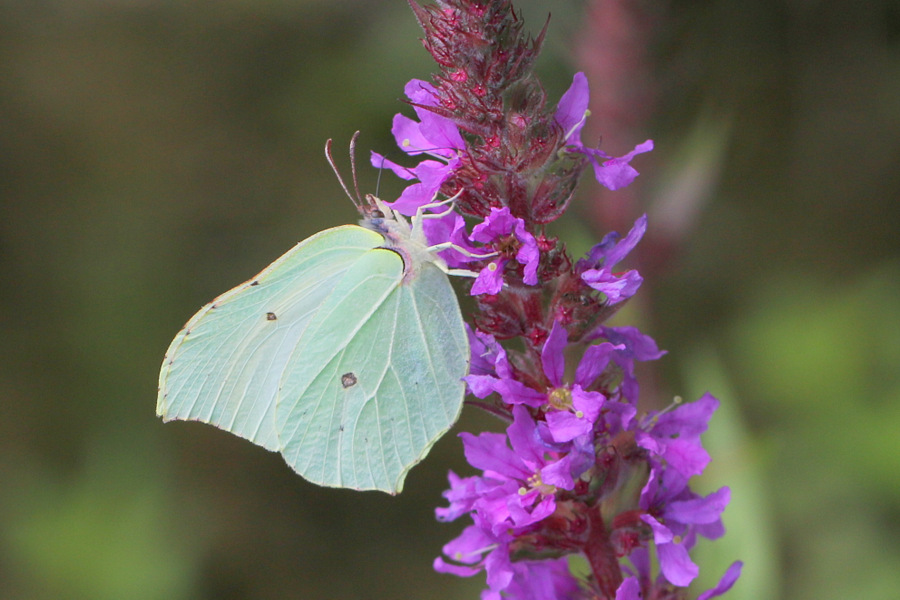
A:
[579,214,647,305]
[469,207,540,295]
[635,394,731,588]
[539,321,628,443]
[488,558,581,600]
[465,320,633,442]
[458,406,577,533]
[463,328,544,405]
[433,515,515,592]
[554,72,654,191]
[371,79,465,214]
[625,547,741,599]
[588,324,666,405]
[640,512,701,587]
[636,392,719,479]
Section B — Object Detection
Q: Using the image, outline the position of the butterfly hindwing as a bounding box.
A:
[277,250,468,493]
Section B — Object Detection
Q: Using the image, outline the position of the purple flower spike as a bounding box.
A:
[391,6,742,596]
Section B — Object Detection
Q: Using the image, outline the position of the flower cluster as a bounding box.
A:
[372,1,742,598]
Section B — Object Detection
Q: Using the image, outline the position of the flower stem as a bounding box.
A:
[583,505,623,597]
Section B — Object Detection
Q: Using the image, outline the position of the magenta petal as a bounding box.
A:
[404,78,439,106]
[514,238,540,285]
[508,493,555,528]
[606,214,647,266]
[471,206,516,242]
[425,212,480,267]
[596,325,666,361]
[697,561,743,600]
[592,140,654,190]
[506,406,545,466]
[545,410,592,443]
[574,342,621,387]
[667,487,731,524]
[494,378,546,407]
[484,546,515,592]
[471,259,506,295]
[593,159,638,191]
[571,387,604,422]
[539,454,575,490]
[464,374,497,399]
[582,269,643,303]
[652,392,719,439]
[390,182,438,215]
[555,72,589,143]
[641,514,673,544]
[658,541,699,587]
[614,577,642,600]
[461,432,528,480]
[370,151,415,180]
[659,438,711,478]
[439,523,492,563]
[433,557,480,577]
[541,320,568,387]
[391,112,433,154]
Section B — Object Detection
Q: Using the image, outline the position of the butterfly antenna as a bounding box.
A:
[325,137,361,209]
[374,152,386,197]
[348,130,364,206]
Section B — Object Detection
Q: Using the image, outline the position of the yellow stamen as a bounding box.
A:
[547,387,573,410]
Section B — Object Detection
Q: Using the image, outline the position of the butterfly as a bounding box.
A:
[157,137,470,494]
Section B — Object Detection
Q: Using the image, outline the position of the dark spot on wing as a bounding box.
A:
[250,280,260,286]
[266,312,277,321]
[341,372,358,388]
[339,425,345,432]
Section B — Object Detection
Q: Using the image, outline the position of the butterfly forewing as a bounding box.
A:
[157,225,385,451]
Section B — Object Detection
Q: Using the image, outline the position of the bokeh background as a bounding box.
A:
[2,1,898,599]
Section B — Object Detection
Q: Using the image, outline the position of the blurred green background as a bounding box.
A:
[1,1,898,599]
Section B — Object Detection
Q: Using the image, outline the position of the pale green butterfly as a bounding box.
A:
[157,139,473,494]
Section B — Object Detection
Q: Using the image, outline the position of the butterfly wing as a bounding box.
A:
[276,255,468,493]
[157,225,385,452]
